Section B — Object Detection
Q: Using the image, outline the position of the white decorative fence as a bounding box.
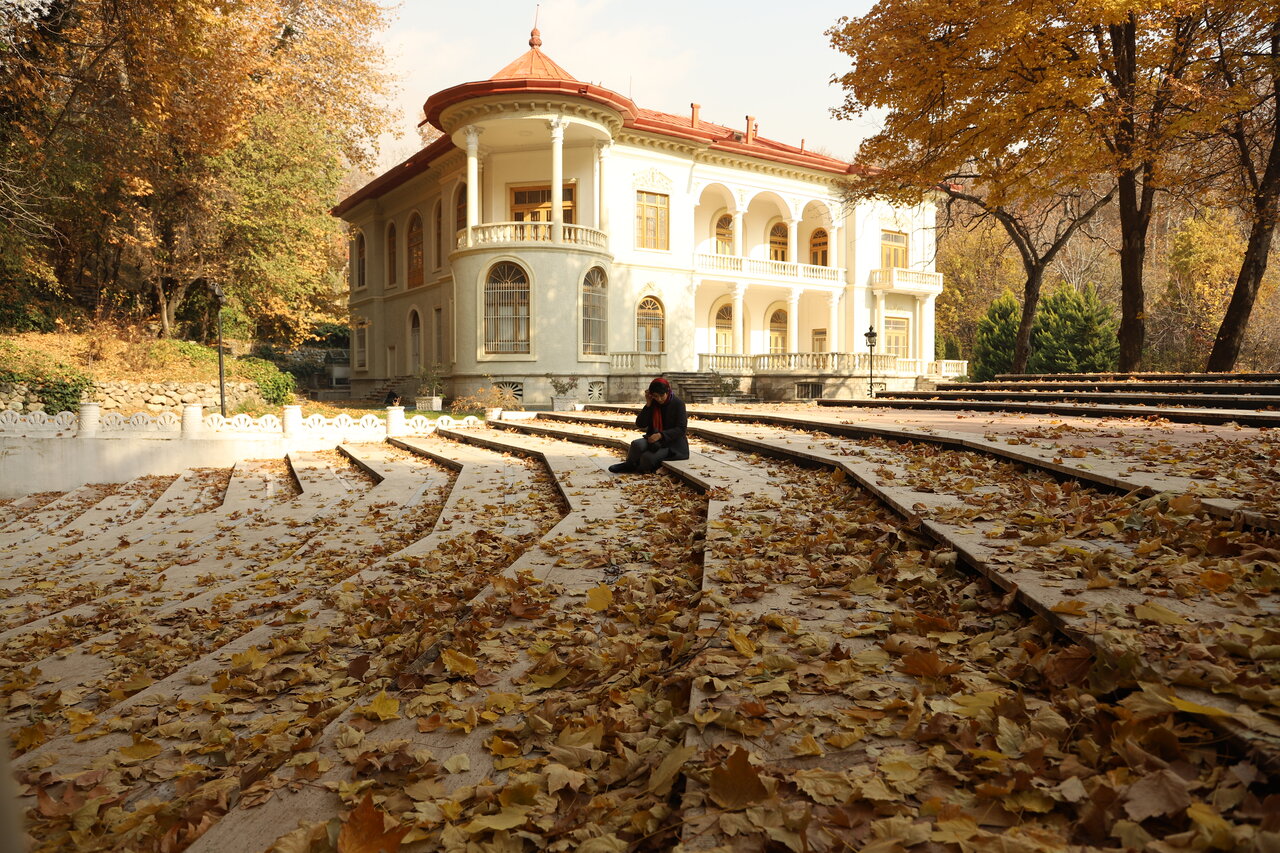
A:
[0,404,482,441]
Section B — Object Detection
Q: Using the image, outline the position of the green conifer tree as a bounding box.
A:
[1028,284,1119,374]
[971,290,1020,381]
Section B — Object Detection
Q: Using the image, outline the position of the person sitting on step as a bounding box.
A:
[609,377,689,474]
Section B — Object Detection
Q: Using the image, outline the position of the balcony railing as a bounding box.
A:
[609,351,666,372]
[456,222,609,250]
[868,268,944,293]
[695,253,844,284]
[698,352,967,377]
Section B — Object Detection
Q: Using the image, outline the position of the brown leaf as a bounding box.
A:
[1123,769,1191,822]
[897,650,962,679]
[337,792,409,853]
[709,747,768,810]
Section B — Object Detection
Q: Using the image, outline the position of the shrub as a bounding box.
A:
[449,384,522,417]
[233,356,296,405]
[0,339,93,413]
[971,290,1020,381]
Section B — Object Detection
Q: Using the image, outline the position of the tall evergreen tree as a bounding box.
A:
[971,290,1020,381]
[1029,284,1120,374]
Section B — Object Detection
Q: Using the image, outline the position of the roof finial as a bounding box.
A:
[530,5,542,48]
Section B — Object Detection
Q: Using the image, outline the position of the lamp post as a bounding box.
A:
[211,282,226,417]
[864,325,878,400]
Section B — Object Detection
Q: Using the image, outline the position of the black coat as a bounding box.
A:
[635,393,689,460]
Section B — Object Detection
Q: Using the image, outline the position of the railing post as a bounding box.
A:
[282,404,302,439]
[79,401,101,438]
[181,404,202,438]
[386,405,406,438]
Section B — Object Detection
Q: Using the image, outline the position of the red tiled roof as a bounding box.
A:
[334,35,861,217]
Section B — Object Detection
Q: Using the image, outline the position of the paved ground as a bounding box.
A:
[1,405,1277,852]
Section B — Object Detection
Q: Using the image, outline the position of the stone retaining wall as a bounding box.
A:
[0,381,262,413]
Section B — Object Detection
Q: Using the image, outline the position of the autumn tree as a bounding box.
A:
[0,0,391,342]
[828,2,1116,374]
[1204,13,1280,371]
[829,0,1233,371]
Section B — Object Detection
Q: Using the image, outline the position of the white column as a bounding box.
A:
[732,283,747,354]
[732,210,744,257]
[921,294,937,366]
[464,126,482,246]
[79,401,101,437]
[179,404,201,438]
[915,296,925,362]
[787,289,800,353]
[786,218,799,264]
[282,404,302,439]
[829,224,842,270]
[827,292,840,353]
[385,405,406,438]
[874,291,886,338]
[597,142,611,245]
[549,116,565,244]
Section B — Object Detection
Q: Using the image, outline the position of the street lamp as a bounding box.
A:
[210,282,227,417]
[864,325,878,400]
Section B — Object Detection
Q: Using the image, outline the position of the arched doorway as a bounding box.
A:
[636,297,664,353]
[715,304,733,353]
[409,310,422,370]
[769,309,787,353]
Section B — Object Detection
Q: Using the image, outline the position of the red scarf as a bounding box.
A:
[652,401,663,434]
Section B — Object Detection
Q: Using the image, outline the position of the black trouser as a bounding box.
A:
[626,437,672,473]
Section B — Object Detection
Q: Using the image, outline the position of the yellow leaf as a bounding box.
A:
[1168,696,1233,718]
[441,649,477,675]
[825,730,864,749]
[66,709,97,734]
[647,744,696,793]
[462,806,530,833]
[1050,600,1088,617]
[1133,602,1188,626]
[230,646,269,672]
[727,626,756,657]
[357,691,400,722]
[791,734,824,757]
[585,584,613,612]
[118,736,162,763]
[443,754,470,773]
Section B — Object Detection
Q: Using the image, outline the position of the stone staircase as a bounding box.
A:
[663,371,759,404]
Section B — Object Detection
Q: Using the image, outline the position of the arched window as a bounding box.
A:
[715,304,733,354]
[353,232,366,289]
[636,297,665,353]
[433,200,443,267]
[715,214,734,255]
[769,223,788,262]
[582,267,608,355]
[484,262,529,354]
[409,310,422,370]
[407,214,423,288]
[769,309,788,353]
[386,225,397,287]
[809,228,828,266]
[455,184,467,234]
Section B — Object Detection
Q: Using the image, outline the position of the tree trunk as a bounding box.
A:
[1011,264,1045,373]
[1207,30,1280,372]
[1207,186,1280,370]
[1116,170,1149,371]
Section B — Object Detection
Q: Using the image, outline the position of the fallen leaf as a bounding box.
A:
[1123,769,1191,822]
[337,792,409,853]
[709,747,767,810]
[585,584,613,611]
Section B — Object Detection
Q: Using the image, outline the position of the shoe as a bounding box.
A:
[608,463,634,474]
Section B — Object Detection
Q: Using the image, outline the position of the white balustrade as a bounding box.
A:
[868,268,944,293]
[694,254,843,284]
[609,352,666,372]
[456,222,607,250]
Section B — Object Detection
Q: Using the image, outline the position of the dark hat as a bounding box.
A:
[648,377,671,395]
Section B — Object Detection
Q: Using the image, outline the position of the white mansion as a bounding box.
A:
[335,30,964,406]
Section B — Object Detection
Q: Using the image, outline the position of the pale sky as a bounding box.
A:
[375,0,880,170]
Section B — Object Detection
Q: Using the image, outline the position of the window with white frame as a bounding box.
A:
[883,316,910,358]
[636,297,664,352]
[386,225,397,288]
[881,231,908,269]
[769,309,787,353]
[581,267,607,355]
[484,262,530,354]
[810,228,828,266]
[353,232,366,289]
[407,214,423,287]
[715,304,733,353]
[769,223,788,261]
[715,214,734,255]
[635,192,669,250]
[352,325,368,370]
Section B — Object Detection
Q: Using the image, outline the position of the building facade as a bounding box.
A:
[334,30,965,406]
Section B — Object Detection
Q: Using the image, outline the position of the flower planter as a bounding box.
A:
[414,396,443,412]
[550,396,578,412]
